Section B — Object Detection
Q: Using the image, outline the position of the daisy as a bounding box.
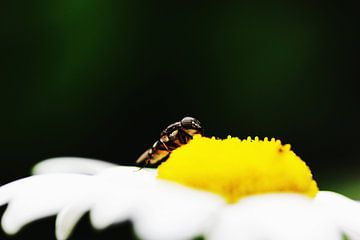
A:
[0,135,360,240]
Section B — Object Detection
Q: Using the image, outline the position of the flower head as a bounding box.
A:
[0,136,360,240]
[159,135,318,202]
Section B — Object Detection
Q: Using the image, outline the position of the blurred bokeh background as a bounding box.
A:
[1,0,359,239]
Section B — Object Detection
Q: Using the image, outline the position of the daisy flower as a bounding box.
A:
[0,135,360,240]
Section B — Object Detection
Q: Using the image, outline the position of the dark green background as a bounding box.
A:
[1,0,359,239]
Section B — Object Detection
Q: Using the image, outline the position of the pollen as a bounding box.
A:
[157,135,318,203]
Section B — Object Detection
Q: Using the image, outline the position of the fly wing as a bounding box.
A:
[136,149,150,164]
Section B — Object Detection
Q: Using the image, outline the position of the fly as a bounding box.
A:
[136,117,203,166]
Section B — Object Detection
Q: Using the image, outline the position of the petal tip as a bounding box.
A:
[1,212,21,236]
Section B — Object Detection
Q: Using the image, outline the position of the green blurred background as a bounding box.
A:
[1,0,359,239]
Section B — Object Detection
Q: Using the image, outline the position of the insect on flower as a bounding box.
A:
[1,136,360,240]
[136,116,203,166]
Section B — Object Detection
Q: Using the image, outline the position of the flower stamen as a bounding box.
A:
[158,135,318,203]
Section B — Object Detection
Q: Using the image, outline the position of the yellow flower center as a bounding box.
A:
[157,135,318,203]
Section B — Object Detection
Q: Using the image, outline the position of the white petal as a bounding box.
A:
[32,157,118,175]
[0,174,93,235]
[0,177,28,206]
[87,170,224,240]
[131,181,225,240]
[96,165,157,180]
[314,191,360,240]
[208,194,342,240]
[88,167,157,229]
[89,190,133,230]
[56,194,95,240]
[56,167,157,239]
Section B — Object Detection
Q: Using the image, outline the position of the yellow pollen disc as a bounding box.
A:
[157,135,318,203]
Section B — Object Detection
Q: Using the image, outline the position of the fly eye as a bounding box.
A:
[181,117,194,128]
[181,117,202,129]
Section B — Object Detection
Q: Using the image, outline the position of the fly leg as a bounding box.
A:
[135,148,153,170]
[178,128,194,144]
[160,139,170,151]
